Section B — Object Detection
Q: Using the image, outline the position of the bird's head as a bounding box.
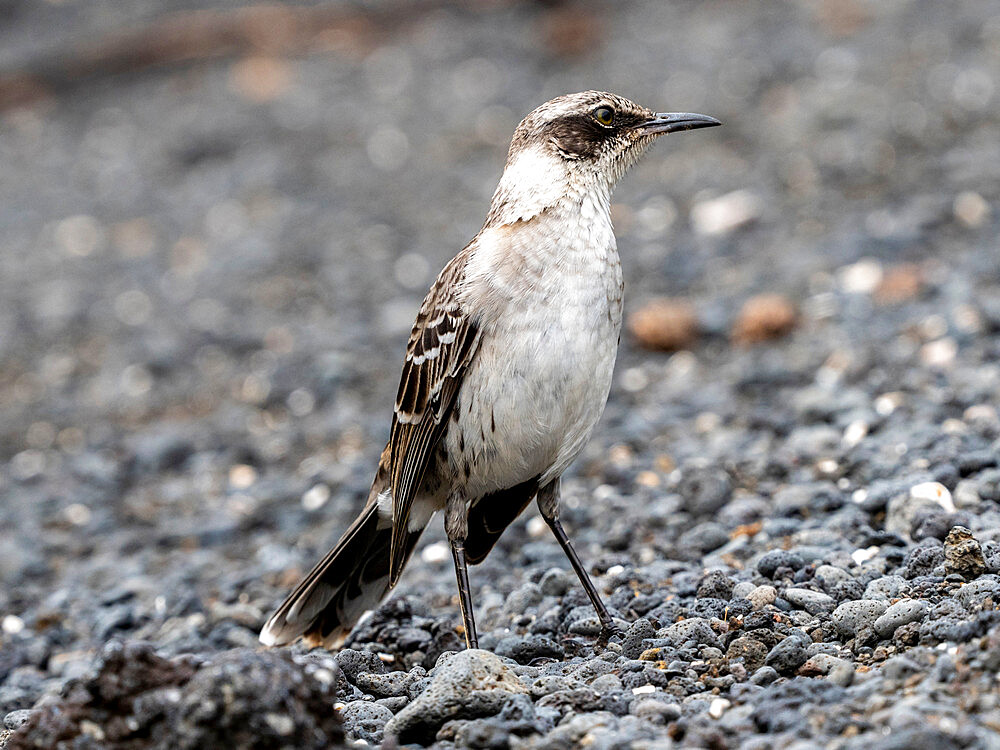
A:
[487,91,720,226]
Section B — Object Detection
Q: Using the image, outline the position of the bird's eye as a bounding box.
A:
[593,107,615,126]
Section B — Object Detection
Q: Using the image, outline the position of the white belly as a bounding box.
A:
[444,255,623,497]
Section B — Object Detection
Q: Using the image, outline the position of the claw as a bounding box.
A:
[595,621,624,651]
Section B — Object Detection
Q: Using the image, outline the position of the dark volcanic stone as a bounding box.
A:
[495,635,564,664]
[622,618,657,659]
[904,544,945,579]
[726,636,769,671]
[757,550,806,579]
[764,634,810,674]
[679,468,733,516]
[7,642,342,750]
[697,570,735,599]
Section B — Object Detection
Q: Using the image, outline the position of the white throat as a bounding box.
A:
[486,145,610,228]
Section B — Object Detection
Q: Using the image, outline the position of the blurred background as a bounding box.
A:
[0,0,998,687]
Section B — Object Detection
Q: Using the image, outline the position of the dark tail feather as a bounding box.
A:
[260,502,423,648]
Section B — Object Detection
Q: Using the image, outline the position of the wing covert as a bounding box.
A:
[387,252,480,582]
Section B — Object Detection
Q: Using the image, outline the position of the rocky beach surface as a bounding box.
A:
[1,1,998,747]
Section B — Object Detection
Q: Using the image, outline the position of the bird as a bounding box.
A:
[260,91,720,650]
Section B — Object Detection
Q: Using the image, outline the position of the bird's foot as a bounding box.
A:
[595,621,624,651]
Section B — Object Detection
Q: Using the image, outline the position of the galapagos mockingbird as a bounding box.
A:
[260,91,720,650]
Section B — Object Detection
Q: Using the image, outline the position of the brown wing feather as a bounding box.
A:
[387,250,480,583]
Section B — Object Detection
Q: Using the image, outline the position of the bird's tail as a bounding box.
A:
[260,479,424,649]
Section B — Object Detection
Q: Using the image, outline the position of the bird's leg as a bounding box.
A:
[445,490,478,649]
[537,480,621,648]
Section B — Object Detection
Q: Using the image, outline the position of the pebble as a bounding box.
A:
[764,634,810,674]
[757,551,805,579]
[663,618,719,648]
[732,294,798,345]
[873,599,929,638]
[628,298,700,351]
[831,600,889,638]
[943,526,987,579]
[690,190,761,236]
[340,701,395,745]
[384,650,527,744]
[783,588,836,614]
[3,709,35,730]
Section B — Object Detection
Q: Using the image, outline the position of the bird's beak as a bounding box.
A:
[635,112,722,136]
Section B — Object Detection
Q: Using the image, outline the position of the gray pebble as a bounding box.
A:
[384,650,527,744]
[340,701,394,744]
[764,634,810,674]
[863,575,907,601]
[783,588,836,614]
[757,550,805,578]
[539,568,572,597]
[813,565,851,592]
[873,599,929,638]
[831,600,889,637]
[3,709,35,730]
[731,581,756,599]
[749,666,780,686]
[662,618,719,648]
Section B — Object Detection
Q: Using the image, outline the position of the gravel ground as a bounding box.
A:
[1,1,999,747]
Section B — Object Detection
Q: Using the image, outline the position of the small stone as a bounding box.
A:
[863,575,906,601]
[539,568,572,597]
[631,699,681,723]
[708,697,731,719]
[911,482,955,511]
[782,588,836,614]
[873,599,929,638]
[873,263,923,304]
[623,619,657,660]
[749,666,779,686]
[384,650,527,744]
[886,482,956,539]
[813,565,851,592]
[732,294,797,345]
[336,650,386,683]
[764,634,809,674]
[944,526,986,579]
[4,709,35,730]
[756,550,805,578]
[495,635,563,665]
[953,190,990,228]
[354,670,420,699]
[628,298,699,351]
[663,618,719,648]
[340,701,394,745]
[696,571,734,600]
[747,585,778,610]
[797,654,854,687]
[904,544,945,578]
[837,258,883,294]
[731,581,755,600]
[831,600,888,638]
[920,338,957,368]
[726,637,768,672]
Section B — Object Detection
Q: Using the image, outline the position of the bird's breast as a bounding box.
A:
[446,217,623,496]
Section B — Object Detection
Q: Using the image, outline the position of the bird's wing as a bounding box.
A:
[388,250,480,583]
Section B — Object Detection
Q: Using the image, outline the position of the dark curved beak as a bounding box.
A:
[635,112,722,135]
